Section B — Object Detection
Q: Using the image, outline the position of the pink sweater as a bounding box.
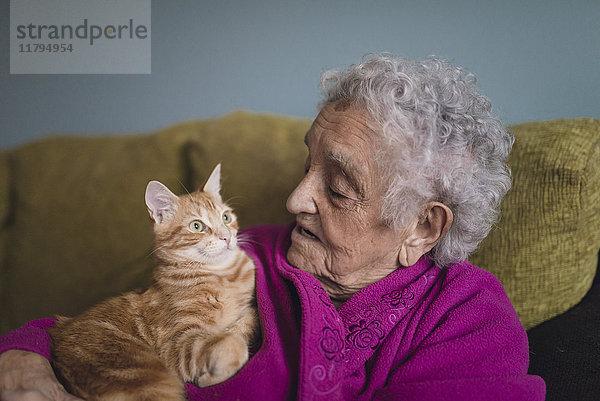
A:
[1,224,545,400]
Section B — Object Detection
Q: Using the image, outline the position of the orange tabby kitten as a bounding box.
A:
[49,164,259,401]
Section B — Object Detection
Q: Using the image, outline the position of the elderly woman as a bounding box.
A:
[0,55,545,400]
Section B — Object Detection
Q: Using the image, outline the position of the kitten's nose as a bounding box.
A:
[220,232,231,246]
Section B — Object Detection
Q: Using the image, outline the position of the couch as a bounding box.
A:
[1,112,598,400]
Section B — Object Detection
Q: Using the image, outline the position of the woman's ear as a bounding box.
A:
[398,202,453,267]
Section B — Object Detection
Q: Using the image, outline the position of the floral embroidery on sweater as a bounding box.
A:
[381,287,415,308]
[308,364,341,398]
[346,319,385,350]
[310,271,439,400]
[319,327,346,362]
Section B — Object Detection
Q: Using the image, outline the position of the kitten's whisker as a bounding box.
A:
[236,234,260,246]
[148,244,168,257]
[177,179,192,196]
[225,195,245,204]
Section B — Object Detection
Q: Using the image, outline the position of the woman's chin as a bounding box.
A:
[287,243,315,273]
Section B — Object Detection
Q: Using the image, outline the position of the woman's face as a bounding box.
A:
[286,104,407,298]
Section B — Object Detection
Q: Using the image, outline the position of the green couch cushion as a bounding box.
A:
[2,113,597,334]
[2,132,187,332]
[184,111,310,228]
[471,118,600,329]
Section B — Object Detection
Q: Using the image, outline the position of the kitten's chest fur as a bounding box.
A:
[139,250,256,345]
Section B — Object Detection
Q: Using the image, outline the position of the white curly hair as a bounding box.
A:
[319,54,514,267]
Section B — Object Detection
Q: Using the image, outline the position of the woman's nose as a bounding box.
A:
[286,174,318,215]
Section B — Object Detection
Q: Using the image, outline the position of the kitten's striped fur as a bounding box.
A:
[49,165,259,401]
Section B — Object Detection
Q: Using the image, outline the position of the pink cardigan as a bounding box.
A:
[1,224,545,400]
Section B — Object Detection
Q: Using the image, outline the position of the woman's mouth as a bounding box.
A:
[299,225,319,240]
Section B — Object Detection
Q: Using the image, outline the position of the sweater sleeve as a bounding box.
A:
[373,265,546,401]
[0,318,56,361]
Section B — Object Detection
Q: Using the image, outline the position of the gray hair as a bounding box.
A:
[319,54,513,267]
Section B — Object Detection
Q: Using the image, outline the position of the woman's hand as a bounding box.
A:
[0,350,83,401]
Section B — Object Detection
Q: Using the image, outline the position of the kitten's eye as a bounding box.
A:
[189,220,206,233]
[222,212,232,224]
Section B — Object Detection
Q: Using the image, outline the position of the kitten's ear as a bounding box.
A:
[203,163,222,197]
[145,181,178,224]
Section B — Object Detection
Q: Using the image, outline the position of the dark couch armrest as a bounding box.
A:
[527,259,600,401]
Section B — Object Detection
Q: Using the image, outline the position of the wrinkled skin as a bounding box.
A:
[286,104,413,306]
[286,103,452,306]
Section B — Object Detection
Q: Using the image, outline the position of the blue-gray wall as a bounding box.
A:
[1,0,599,149]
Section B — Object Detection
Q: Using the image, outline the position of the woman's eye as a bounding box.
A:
[189,220,206,232]
[222,212,232,224]
[329,187,346,199]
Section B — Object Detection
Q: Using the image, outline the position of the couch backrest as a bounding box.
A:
[470,118,600,328]
[0,113,598,333]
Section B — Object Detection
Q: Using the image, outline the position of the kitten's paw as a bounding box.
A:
[195,333,248,387]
